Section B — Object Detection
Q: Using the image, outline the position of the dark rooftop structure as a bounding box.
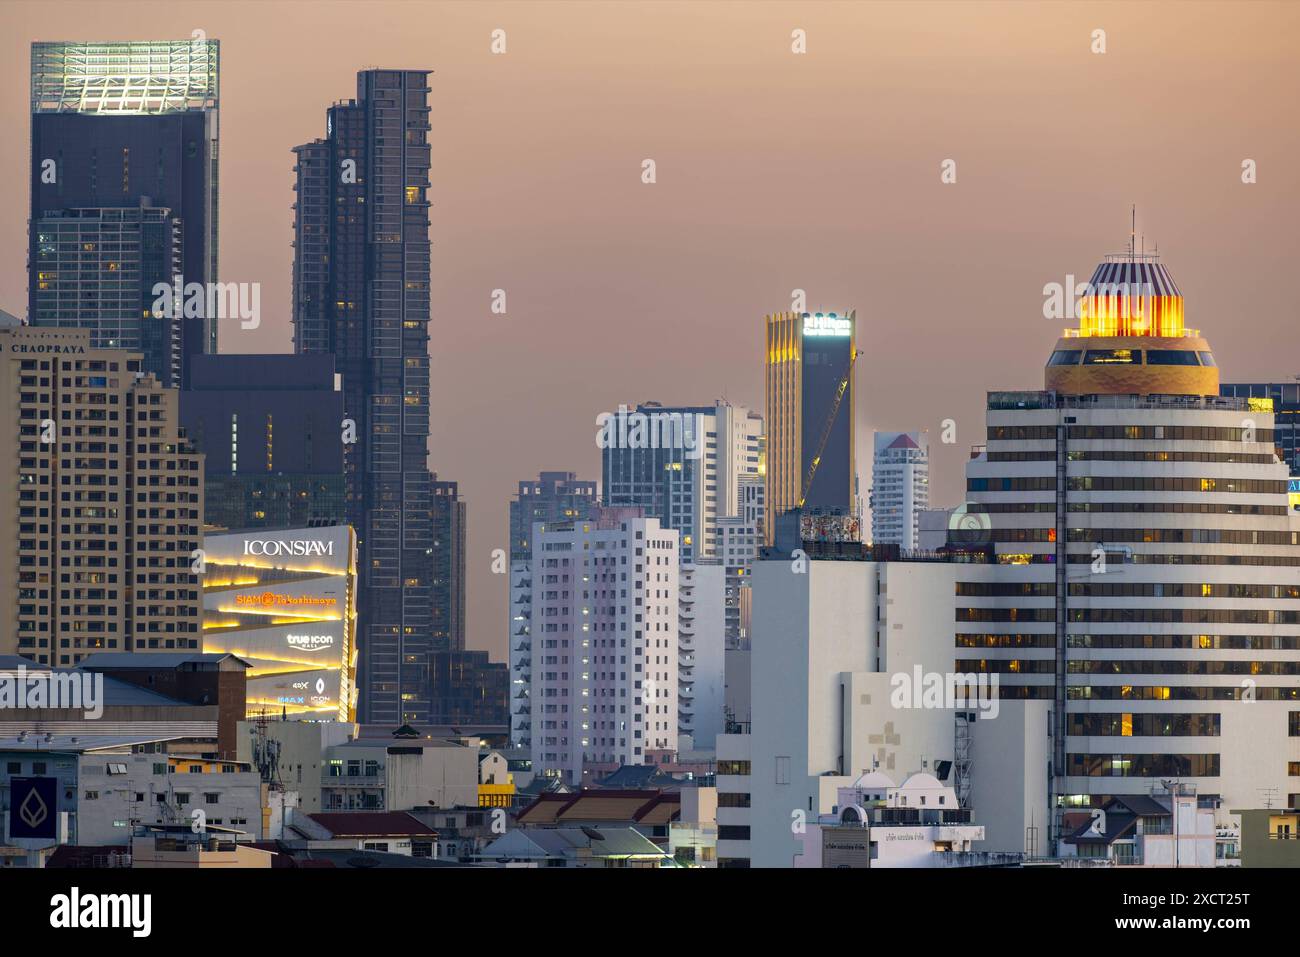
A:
[180,353,346,530]
[595,764,679,789]
[304,812,438,839]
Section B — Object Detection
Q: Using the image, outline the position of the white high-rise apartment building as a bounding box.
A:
[678,562,726,750]
[507,472,598,748]
[530,507,679,784]
[871,431,930,548]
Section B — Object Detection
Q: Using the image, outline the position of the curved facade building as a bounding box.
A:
[201,525,358,721]
[961,250,1300,852]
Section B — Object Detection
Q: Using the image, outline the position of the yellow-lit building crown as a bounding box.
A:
[1069,253,1190,339]
[1046,253,1219,397]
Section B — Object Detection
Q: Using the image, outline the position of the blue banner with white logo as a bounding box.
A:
[9,776,57,840]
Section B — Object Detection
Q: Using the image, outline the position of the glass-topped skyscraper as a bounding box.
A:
[764,310,858,545]
[28,40,220,388]
[291,69,437,725]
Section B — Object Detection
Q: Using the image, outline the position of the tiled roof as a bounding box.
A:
[516,789,680,826]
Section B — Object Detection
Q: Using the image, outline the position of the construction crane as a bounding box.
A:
[798,349,860,508]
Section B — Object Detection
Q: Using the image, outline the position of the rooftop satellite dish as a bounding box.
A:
[580,826,605,842]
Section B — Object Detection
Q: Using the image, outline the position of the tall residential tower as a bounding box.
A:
[0,324,204,666]
[291,69,437,725]
[870,431,930,548]
[507,471,599,748]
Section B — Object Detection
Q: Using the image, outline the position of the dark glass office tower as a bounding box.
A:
[29,41,220,388]
[764,310,857,544]
[180,354,347,531]
[292,70,436,725]
[509,471,599,561]
[428,650,508,727]
[431,476,466,653]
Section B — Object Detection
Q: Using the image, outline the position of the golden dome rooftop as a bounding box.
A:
[1045,252,1218,397]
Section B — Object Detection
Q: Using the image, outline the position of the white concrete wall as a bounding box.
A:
[680,563,726,749]
[968,699,1051,855]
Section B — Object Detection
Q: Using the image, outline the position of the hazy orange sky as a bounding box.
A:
[2,0,1298,660]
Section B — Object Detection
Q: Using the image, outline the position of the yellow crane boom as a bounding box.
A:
[798,350,859,508]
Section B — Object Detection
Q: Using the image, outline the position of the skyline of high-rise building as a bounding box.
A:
[291,68,438,725]
[742,245,1300,868]
[28,40,221,388]
[4,1,1300,895]
[962,249,1300,851]
[717,473,764,648]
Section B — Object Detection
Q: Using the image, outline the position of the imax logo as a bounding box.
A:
[244,540,333,558]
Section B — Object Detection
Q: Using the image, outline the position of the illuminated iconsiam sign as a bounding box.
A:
[802,313,852,337]
[244,539,334,558]
[201,525,356,719]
